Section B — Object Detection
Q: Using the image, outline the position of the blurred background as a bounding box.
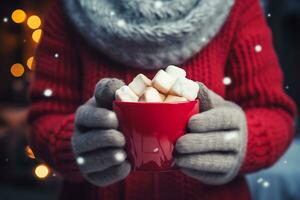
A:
[0,0,299,200]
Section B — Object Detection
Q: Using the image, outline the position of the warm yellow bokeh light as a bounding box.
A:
[10,63,25,77]
[25,146,36,159]
[27,57,34,70]
[34,164,49,179]
[11,9,27,23]
[27,15,41,29]
[32,29,42,43]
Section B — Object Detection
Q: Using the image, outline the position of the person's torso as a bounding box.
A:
[68,2,251,199]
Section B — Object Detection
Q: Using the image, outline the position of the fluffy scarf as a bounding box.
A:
[63,0,234,70]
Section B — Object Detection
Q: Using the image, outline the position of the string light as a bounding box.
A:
[25,146,36,159]
[27,15,41,29]
[11,9,27,23]
[10,63,25,77]
[27,57,34,70]
[34,164,50,179]
[32,29,42,43]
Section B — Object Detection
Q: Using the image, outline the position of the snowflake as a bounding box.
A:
[223,77,232,85]
[76,157,85,165]
[54,53,59,58]
[267,13,272,18]
[114,152,125,162]
[3,17,8,23]
[257,177,264,184]
[285,85,289,90]
[43,89,53,97]
[154,1,163,9]
[117,20,126,27]
[255,45,262,53]
[262,181,270,188]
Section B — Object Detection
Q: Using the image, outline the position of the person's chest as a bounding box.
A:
[77,33,231,102]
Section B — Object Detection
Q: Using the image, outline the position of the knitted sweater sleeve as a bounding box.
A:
[226,0,297,173]
[28,1,84,182]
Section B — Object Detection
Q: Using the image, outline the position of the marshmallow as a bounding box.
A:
[139,87,163,102]
[115,86,139,102]
[164,95,187,103]
[128,74,152,97]
[152,70,176,94]
[170,77,199,101]
[165,65,186,78]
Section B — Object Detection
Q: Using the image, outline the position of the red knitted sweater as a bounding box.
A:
[28,0,297,199]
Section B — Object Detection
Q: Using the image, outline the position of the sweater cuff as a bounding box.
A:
[239,111,269,173]
[49,114,85,182]
[239,108,293,173]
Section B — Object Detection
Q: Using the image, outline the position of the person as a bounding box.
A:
[28,0,297,199]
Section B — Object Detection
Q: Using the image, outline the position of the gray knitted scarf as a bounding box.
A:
[63,0,234,70]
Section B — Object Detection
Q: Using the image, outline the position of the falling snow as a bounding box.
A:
[76,157,85,165]
[223,77,232,85]
[262,181,270,188]
[154,1,163,9]
[117,20,126,27]
[255,45,262,53]
[54,53,59,58]
[43,88,53,97]
[257,178,264,184]
[267,13,272,18]
[114,152,125,162]
[285,85,289,90]
[3,17,8,23]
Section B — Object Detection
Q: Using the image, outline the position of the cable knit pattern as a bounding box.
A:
[62,0,234,69]
[28,0,297,199]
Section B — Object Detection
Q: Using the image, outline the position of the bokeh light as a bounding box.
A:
[27,56,34,70]
[32,29,42,43]
[34,164,50,179]
[25,146,36,159]
[11,9,27,24]
[10,63,25,77]
[27,15,41,29]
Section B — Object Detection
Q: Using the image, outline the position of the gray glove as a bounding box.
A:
[175,82,247,185]
[72,78,131,187]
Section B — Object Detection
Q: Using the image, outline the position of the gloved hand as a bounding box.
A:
[175,82,247,185]
[72,78,131,187]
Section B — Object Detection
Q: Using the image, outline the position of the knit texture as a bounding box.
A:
[28,0,297,199]
[62,0,234,69]
[175,83,248,185]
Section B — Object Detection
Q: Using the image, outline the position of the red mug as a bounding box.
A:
[113,100,199,171]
